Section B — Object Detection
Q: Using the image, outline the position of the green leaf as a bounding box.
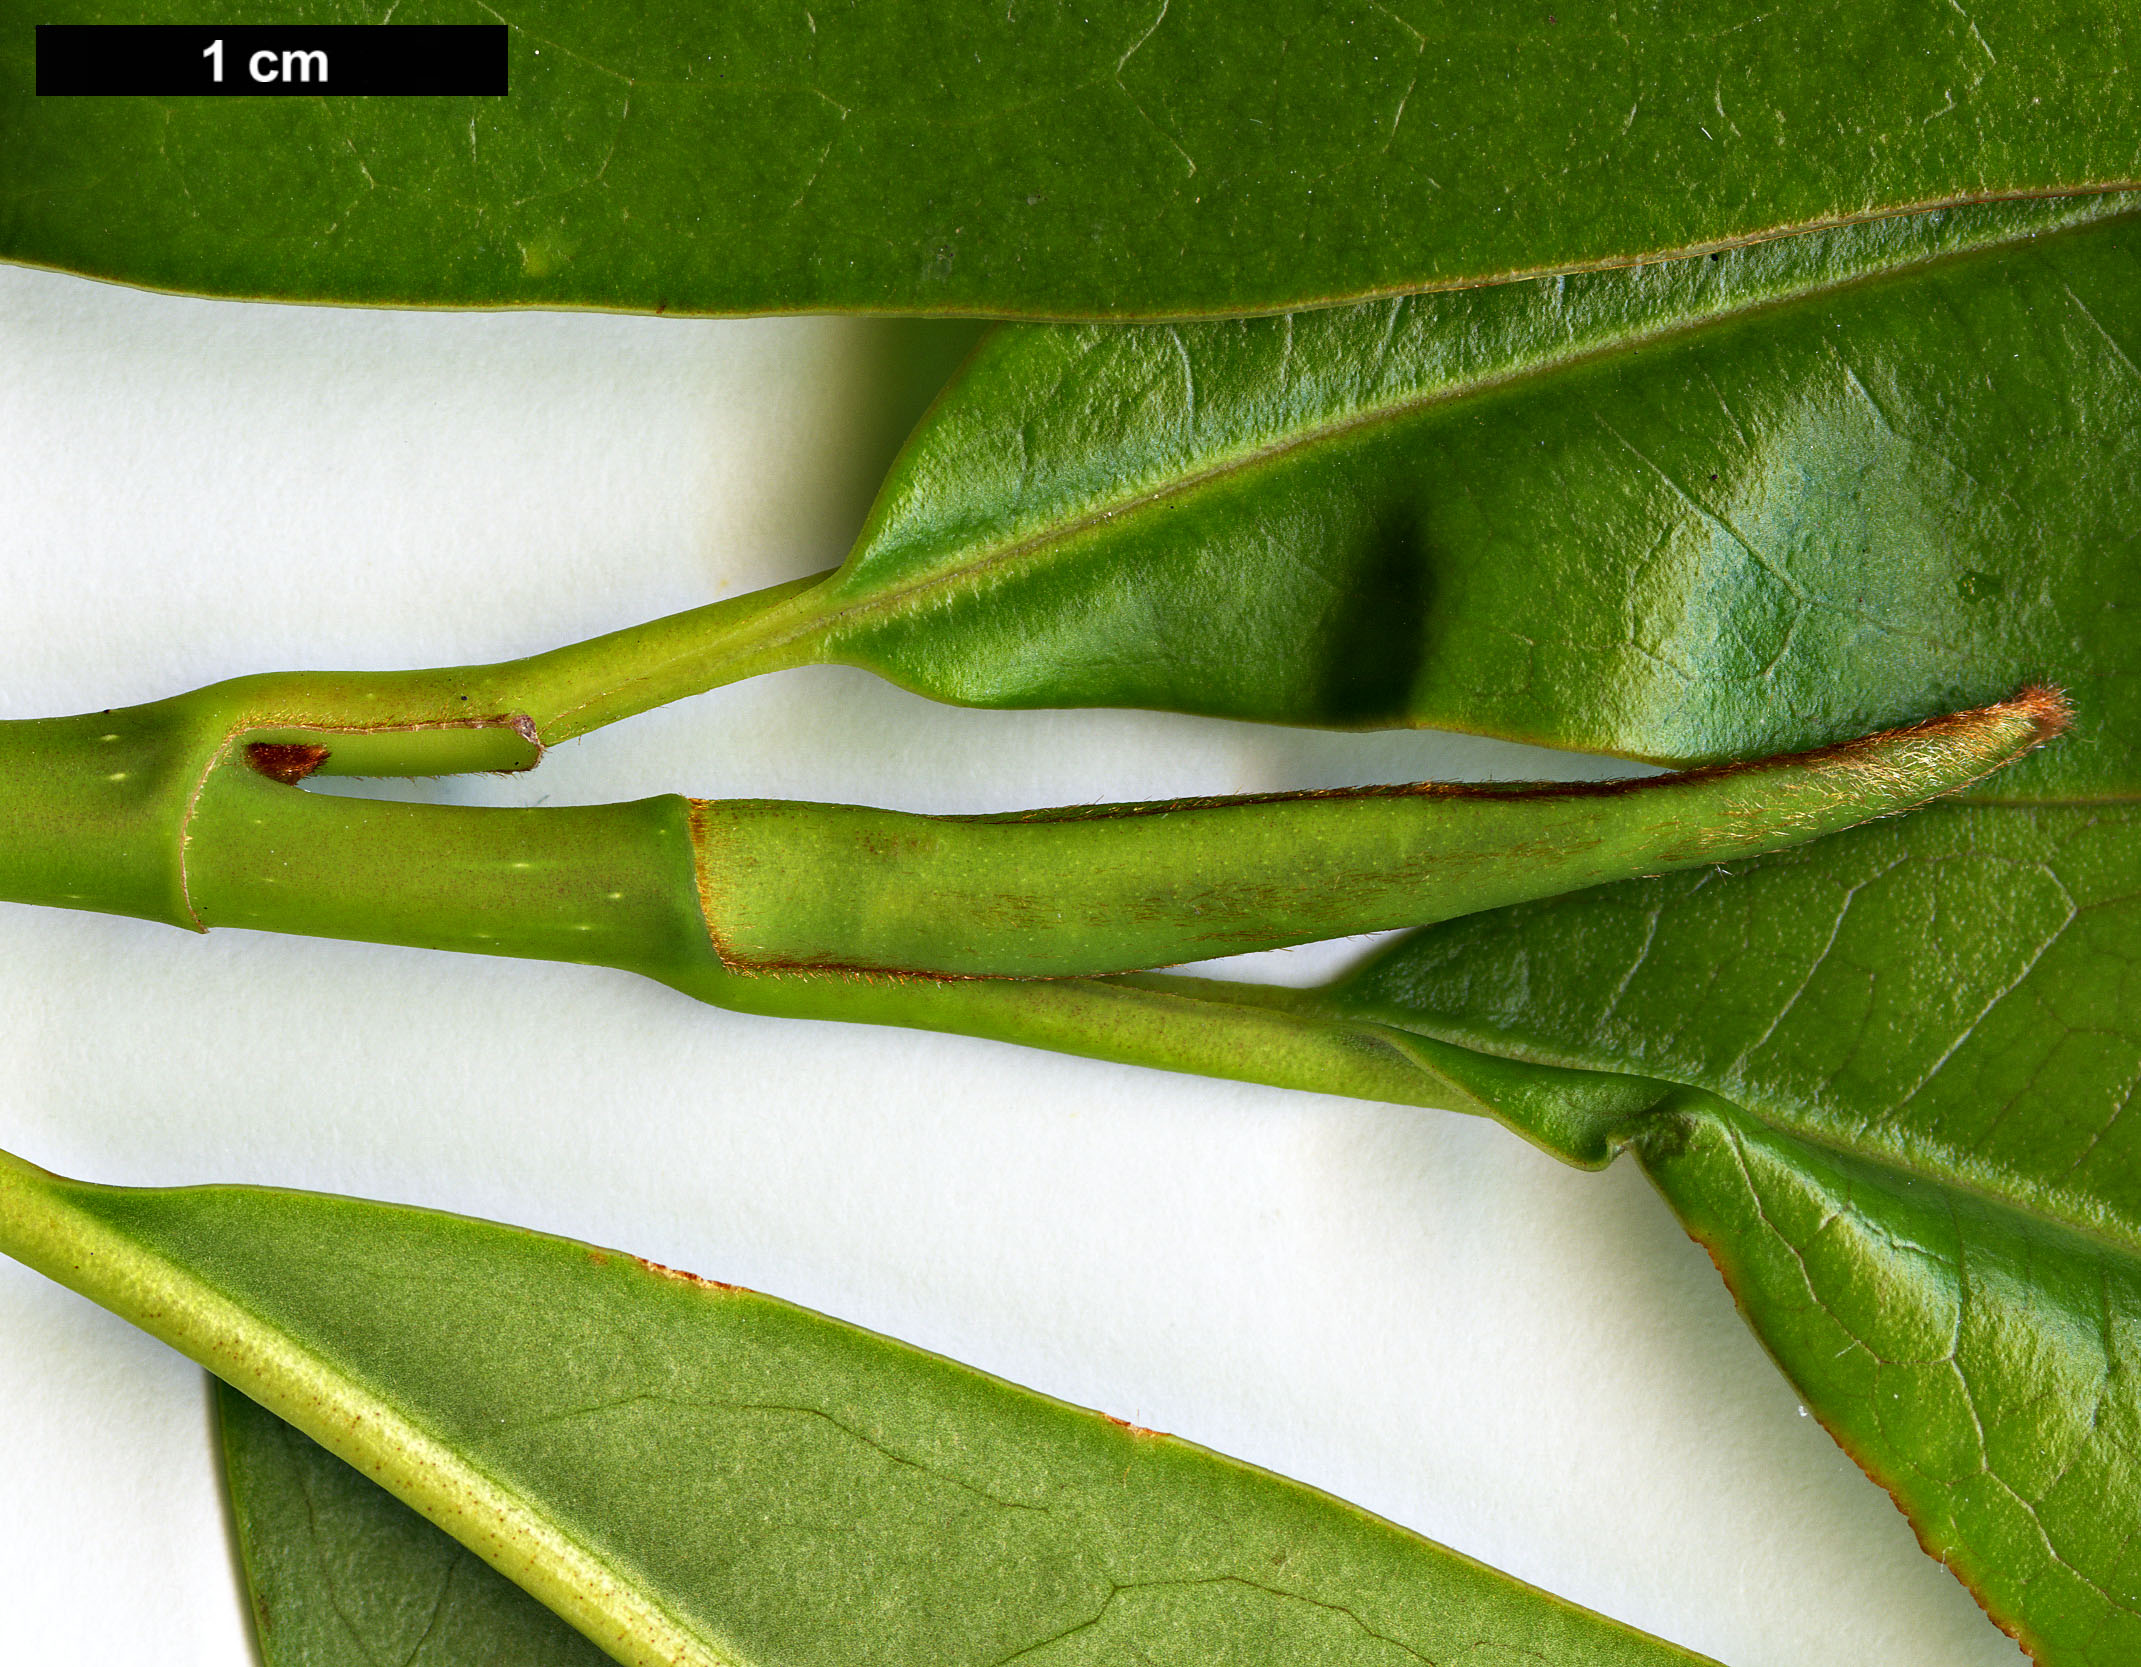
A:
[218,1384,612,1667]
[1638,1094,2141,1667]
[1311,802,2141,1660]
[0,1149,1718,1667]
[8,4,2136,317]
[798,196,2141,801]
[1336,804,2141,1247]
[15,204,2129,810]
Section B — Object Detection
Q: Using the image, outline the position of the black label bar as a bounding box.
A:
[36,25,507,96]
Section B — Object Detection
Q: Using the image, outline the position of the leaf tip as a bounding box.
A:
[1924,681,2075,779]
[1826,682,2075,803]
[2002,682,2075,745]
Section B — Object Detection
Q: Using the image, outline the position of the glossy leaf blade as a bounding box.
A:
[1333,803,2141,1248]
[807,198,2141,800]
[0,1151,1717,1667]
[1311,804,2141,1659]
[6,4,2137,316]
[1636,1095,2141,1666]
[9,204,2130,808]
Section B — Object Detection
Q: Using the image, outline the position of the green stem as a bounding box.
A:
[0,565,2069,1151]
[0,573,840,923]
[109,690,2055,1164]
[171,763,1675,1161]
[185,772,711,979]
[685,966,1672,1167]
[486,572,839,746]
[174,690,2060,985]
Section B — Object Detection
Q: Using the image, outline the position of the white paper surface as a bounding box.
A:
[0,262,2023,1666]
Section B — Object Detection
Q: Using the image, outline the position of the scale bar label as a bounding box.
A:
[36,25,508,96]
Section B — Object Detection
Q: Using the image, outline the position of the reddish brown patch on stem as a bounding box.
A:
[1103,1412,1169,1439]
[635,1255,749,1295]
[245,742,331,785]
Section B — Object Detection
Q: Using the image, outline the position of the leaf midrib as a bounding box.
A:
[0,1168,734,1667]
[1373,1013,2141,1265]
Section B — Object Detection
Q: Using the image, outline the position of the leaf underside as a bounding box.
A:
[811,196,2141,801]
[6,2,2135,315]
[7,1162,1714,1667]
[1641,1097,2141,1667]
[220,1384,611,1667]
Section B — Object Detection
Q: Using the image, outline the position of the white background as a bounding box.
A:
[0,262,2024,1666]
